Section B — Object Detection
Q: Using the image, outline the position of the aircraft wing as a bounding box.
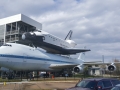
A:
[49,61,104,69]
[84,61,103,65]
[49,61,120,71]
[49,64,79,69]
[83,61,120,65]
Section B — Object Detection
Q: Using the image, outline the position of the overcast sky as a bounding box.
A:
[0,0,120,62]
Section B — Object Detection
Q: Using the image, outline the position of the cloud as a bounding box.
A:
[0,0,55,17]
[0,0,120,62]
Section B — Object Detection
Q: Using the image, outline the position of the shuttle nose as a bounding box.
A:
[22,32,36,40]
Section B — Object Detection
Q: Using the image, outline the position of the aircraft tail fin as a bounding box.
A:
[65,30,73,40]
[78,52,85,61]
[78,47,86,61]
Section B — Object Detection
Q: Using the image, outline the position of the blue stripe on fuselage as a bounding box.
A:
[0,54,73,63]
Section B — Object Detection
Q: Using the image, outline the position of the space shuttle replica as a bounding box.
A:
[22,30,90,55]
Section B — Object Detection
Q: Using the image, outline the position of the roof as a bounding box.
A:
[83,78,119,81]
[116,84,120,86]
[0,14,42,30]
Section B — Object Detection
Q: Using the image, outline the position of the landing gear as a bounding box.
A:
[51,69,73,77]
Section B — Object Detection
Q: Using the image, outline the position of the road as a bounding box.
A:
[0,81,78,90]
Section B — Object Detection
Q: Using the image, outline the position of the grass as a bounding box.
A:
[0,78,21,82]
[0,73,112,82]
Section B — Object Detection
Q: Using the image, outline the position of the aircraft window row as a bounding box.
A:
[48,35,57,41]
[0,55,8,56]
[60,44,67,48]
[46,35,68,48]
[2,44,12,47]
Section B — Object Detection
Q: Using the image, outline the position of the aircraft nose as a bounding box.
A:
[22,32,36,40]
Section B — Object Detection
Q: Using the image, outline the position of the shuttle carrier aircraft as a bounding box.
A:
[0,43,116,72]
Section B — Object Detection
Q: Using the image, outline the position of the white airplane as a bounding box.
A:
[21,30,90,55]
[0,43,116,72]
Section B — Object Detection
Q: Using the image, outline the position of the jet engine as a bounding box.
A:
[106,63,116,72]
[73,64,84,73]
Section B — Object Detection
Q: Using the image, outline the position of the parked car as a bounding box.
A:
[111,84,120,90]
[66,78,120,90]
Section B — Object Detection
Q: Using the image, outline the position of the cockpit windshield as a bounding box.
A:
[34,29,41,32]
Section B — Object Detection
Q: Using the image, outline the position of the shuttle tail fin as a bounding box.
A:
[65,30,73,40]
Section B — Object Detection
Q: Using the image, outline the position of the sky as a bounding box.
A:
[0,0,120,62]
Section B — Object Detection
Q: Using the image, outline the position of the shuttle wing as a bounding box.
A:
[64,48,91,54]
[46,47,91,55]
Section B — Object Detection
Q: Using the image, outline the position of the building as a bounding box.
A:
[0,14,42,45]
[88,65,104,76]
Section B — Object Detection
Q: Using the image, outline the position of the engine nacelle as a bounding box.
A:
[73,64,84,73]
[106,63,116,72]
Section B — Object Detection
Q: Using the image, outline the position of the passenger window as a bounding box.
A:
[102,80,112,87]
[111,80,120,86]
[97,81,104,88]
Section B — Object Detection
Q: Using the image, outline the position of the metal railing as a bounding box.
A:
[6,30,27,36]
[5,37,19,42]
[6,30,19,35]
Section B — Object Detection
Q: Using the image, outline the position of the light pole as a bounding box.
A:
[102,55,104,77]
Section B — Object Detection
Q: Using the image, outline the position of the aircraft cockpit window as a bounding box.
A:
[2,44,12,47]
